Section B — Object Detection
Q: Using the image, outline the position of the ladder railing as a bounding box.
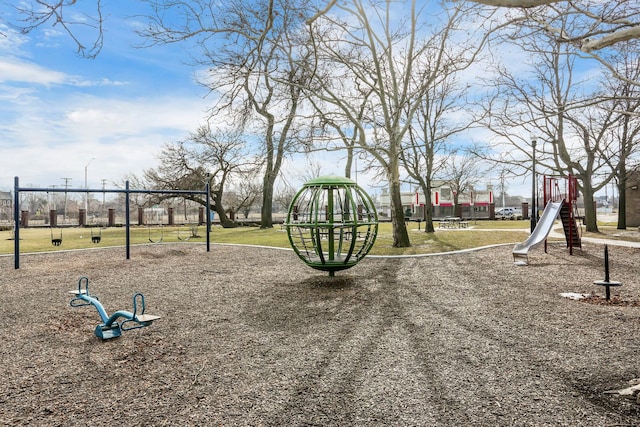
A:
[542,175,581,255]
[543,175,566,205]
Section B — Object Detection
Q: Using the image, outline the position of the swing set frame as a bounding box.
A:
[12,176,211,269]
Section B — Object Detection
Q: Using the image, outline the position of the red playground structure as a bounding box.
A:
[513,174,582,265]
[543,174,582,254]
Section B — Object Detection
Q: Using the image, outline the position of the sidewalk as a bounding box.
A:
[548,224,640,248]
[579,234,640,248]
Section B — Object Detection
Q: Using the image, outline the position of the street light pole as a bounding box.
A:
[500,170,506,209]
[530,136,537,233]
[84,157,95,213]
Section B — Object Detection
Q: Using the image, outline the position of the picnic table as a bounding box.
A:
[438,217,469,229]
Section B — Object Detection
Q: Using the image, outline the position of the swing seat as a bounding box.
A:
[177,225,199,241]
[90,227,102,244]
[51,227,63,246]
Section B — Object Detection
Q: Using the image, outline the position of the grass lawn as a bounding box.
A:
[0,220,534,257]
[3,217,635,258]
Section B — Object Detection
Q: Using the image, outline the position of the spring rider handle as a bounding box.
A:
[132,293,146,318]
[69,276,95,307]
[121,293,161,331]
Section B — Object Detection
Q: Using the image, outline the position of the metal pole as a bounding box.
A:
[205,182,210,252]
[604,244,610,282]
[530,136,537,233]
[61,177,71,221]
[14,176,20,269]
[102,179,107,221]
[125,180,130,260]
[501,172,505,209]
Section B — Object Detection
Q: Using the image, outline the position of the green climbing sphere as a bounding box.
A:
[285,176,378,275]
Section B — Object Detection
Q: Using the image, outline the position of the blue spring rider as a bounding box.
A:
[69,276,161,340]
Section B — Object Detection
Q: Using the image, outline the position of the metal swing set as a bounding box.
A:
[12,176,211,269]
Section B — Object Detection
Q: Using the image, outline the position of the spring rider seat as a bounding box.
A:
[285,176,378,276]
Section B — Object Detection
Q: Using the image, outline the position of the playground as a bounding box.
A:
[1,239,639,425]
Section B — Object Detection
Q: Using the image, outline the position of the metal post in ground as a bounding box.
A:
[593,245,622,301]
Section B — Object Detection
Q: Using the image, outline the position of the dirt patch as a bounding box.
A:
[0,242,639,426]
[581,295,640,307]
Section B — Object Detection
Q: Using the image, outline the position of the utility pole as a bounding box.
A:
[61,177,72,221]
[500,171,506,209]
[84,157,95,213]
[101,179,107,221]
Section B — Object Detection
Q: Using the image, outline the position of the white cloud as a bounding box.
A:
[0,56,129,88]
[0,85,211,191]
[0,58,67,85]
[0,25,28,53]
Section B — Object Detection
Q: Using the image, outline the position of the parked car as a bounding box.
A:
[496,207,522,220]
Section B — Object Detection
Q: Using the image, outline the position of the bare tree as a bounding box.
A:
[402,70,477,232]
[139,0,315,229]
[599,45,640,229]
[456,0,640,88]
[144,126,256,228]
[233,173,263,220]
[7,0,105,58]
[273,183,297,216]
[476,12,625,232]
[456,0,640,52]
[439,151,483,214]
[8,1,640,63]
[21,187,47,215]
[304,0,496,247]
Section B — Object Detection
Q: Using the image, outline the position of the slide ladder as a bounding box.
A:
[69,276,161,340]
[559,199,581,252]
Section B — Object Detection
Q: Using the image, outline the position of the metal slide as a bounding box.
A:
[512,201,564,265]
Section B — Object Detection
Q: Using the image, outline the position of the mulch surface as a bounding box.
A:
[1,241,639,426]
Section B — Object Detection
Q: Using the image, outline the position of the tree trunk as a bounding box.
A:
[388,174,410,247]
[453,193,460,218]
[261,170,276,229]
[617,179,626,229]
[421,184,435,233]
[581,182,599,232]
[212,192,236,228]
[215,205,236,228]
[345,147,353,179]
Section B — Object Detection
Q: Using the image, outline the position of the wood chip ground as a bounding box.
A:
[1,241,639,426]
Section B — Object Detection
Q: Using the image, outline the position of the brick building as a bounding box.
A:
[625,171,640,227]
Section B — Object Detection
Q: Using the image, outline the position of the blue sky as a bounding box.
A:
[0,1,566,201]
[0,1,401,200]
[0,2,211,193]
